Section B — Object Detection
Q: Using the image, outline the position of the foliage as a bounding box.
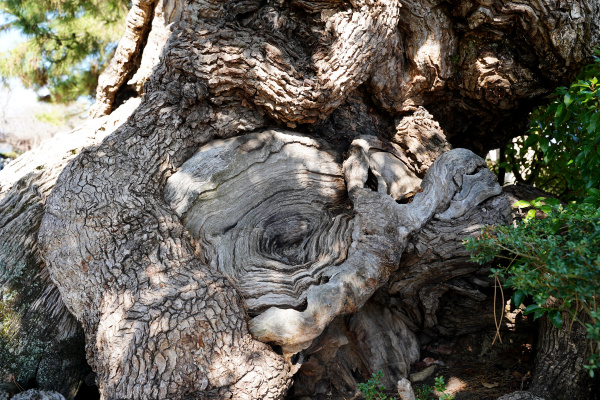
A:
[498,49,600,203]
[415,376,454,400]
[358,371,453,400]
[35,110,66,126]
[0,0,128,103]
[470,50,600,377]
[358,370,396,400]
[465,199,600,376]
[433,377,454,400]
[414,384,432,400]
[0,151,18,159]
[34,106,84,126]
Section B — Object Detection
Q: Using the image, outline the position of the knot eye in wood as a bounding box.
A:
[165,130,353,314]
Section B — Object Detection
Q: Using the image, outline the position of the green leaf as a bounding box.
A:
[533,307,546,320]
[555,103,565,123]
[544,198,561,207]
[571,83,591,88]
[514,200,531,208]
[539,136,550,153]
[525,209,536,221]
[549,310,563,329]
[523,304,541,315]
[512,291,526,307]
[524,134,539,148]
[540,205,552,214]
[588,113,598,134]
[564,92,573,107]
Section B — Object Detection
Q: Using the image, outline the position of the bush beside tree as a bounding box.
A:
[467,49,600,377]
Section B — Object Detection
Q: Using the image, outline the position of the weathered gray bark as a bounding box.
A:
[289,188,518,397]
[498,392,545,400]
[1,0,599,399]
[0,100,139,398]
[163,127,501,353]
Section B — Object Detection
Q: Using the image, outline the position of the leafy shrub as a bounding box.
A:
[413,376,454,400]
[465,199,600,376]
[358,370,395,400]
[414,383,433,400]
[469,48,600,377]
[433,376,454,400]
[499,49,600,203]
[357,371,453,400]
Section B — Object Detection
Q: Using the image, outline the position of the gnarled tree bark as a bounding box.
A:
[1,0,599,399]
[0,100,139,399]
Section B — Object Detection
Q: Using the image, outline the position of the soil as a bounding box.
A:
[410,329,536,400]
[287,325,539,400]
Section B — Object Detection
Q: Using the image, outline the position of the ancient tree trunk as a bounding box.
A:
[1,0,599,399]
[0,100,139,398]
[528,312,598,400]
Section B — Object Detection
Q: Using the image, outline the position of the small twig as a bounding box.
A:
[12,375,25,392]
[492,275,504,345]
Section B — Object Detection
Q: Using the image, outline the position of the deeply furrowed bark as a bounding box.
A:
[0,100,139,397]
[0,0,597,399]
[37,1,501,397]
[527,311,598,400]
[94,0,600,152]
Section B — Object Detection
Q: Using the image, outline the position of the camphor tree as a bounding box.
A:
[0,1,599,400]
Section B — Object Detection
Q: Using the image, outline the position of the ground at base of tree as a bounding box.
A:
[412,330,537,400]
[289,329,539,400]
